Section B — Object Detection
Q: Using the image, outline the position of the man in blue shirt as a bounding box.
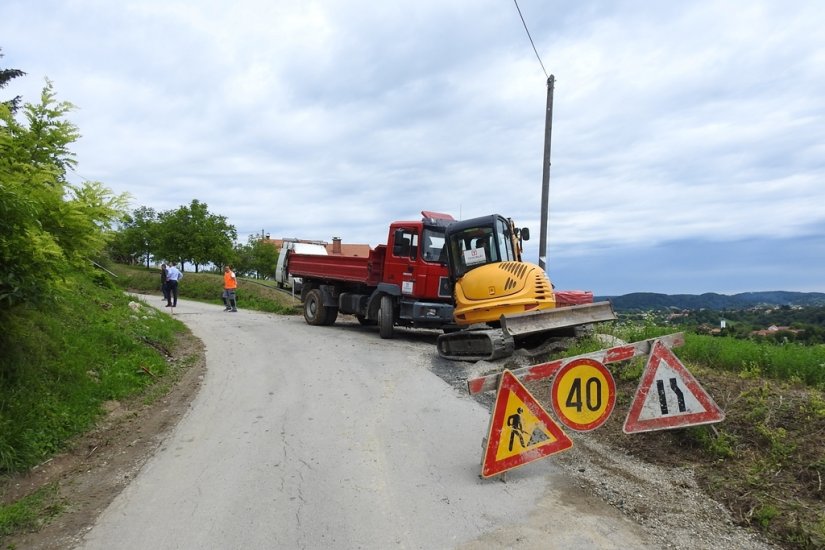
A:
[165,262,183,307]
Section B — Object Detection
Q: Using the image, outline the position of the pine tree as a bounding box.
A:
[0,47,26,113]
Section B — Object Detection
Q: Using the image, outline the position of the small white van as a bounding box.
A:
[274,240,328,291]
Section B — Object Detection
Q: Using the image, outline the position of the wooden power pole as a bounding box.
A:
[538,75,554,271]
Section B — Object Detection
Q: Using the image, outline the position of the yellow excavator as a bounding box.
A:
[436,214,616,361]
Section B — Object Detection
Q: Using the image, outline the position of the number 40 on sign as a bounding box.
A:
[551,358,616,432]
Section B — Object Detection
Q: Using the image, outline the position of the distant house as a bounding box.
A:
[751,325,802,337]
[324,237,371,257]
[266,237,372,257]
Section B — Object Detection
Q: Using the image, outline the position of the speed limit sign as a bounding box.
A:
[551,358,616,431]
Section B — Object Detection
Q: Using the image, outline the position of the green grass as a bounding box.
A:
[0,483,63,538]
[678,334,825,388]
[108,264,300,314]
[595,320,825,389]
[581,320,825,549]
[0,274,182,474]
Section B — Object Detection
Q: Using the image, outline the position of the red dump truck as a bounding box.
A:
[284,211,456,338]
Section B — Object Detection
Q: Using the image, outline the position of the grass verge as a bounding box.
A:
[108,263,301,314]
[0,484,62,539]
[558,330,825,549]
[0,268,199,542]
[0,274,181,474]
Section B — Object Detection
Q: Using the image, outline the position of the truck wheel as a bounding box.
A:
[378,295,394,339]
[304,289,328,325]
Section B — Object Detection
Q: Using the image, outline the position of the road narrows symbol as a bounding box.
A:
[623,340,725,434]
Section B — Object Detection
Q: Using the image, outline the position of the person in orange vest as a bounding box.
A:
[223,265,238,312]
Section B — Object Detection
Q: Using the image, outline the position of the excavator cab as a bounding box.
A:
[445,215,532,278]
[444,215,555,326]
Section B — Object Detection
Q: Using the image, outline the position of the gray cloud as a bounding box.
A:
[2,0,823,293]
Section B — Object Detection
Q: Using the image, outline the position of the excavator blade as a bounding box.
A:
[436,301,616,362]
[499,301,617,338]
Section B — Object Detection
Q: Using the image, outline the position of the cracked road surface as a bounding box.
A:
[79,297,653,549]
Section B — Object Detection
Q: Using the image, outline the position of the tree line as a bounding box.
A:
[626,305,825,345]
[107,203,279,278]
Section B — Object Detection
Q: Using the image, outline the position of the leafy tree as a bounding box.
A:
[0,80,128,309]
[107,206,159,266]
[1,48,26,113]
[232,241,254,276]
[251,238,279,279]
[155,200,236,272]
[234,236,278,279]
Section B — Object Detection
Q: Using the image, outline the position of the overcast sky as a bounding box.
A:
[2,1,823,295]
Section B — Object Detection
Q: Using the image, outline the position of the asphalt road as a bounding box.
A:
[78,297,652,549]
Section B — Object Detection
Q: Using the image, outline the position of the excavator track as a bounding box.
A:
[436,328,514,362]
[436,301,617,362]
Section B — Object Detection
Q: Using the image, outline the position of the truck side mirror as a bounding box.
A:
[521,228,530,241]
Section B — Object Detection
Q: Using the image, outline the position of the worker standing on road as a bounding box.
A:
[160,263,170,303]
[166,262,183,308]
[223,265,238,312]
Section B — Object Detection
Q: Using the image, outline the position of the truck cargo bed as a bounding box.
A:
[287,247,384,286]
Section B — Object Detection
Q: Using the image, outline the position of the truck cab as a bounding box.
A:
[381,216,452,302]
[367,212,455,335]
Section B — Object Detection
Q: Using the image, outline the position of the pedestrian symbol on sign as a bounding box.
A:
[507,408,526,452]
[481,370,573,478]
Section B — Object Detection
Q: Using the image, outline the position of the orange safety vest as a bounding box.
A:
[224,270,237,290]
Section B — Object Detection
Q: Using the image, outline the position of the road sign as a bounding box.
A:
[623,340,725,434]
[551,358,616,431]
[481,370,573,478]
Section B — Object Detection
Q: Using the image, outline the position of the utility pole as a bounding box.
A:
[538,75,554,272]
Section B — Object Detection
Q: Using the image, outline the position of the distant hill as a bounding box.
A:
[596,291,825,312]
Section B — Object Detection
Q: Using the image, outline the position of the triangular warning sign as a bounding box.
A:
[481,370,573,478]
[623,340,725,434]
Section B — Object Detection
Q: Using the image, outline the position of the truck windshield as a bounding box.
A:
[421,227,447,264]
[447,221,514,278]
